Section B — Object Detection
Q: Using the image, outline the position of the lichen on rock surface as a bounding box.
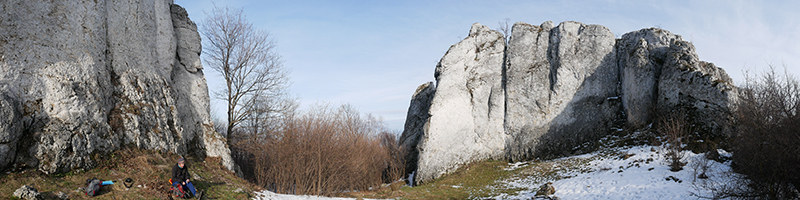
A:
[0,0,233,174]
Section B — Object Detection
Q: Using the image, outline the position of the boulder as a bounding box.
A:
[0,0,234,173]
[13,185,41,200]
[535,182,556,196]
[413,23,506,185]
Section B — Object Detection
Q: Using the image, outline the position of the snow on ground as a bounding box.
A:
[253,190,366,200]
[497,145,737,200]
[252,145,739,200]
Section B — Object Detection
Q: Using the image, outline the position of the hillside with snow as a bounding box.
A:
[253,142,741,200]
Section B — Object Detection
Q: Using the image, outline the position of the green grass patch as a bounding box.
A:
[343,160,527,199]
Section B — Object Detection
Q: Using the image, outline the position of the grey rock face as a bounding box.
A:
[170,2,235,173]
[657,40,736,138]
[403,21,736,184]
[13,185,41,200]
[616,28,683,128]
[504,21,620,161]
[0,0,233,173]
[0,94,22,168]
[413,23,506,185]
[398,82,435,180]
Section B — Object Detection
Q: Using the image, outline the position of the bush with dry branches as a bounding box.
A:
[234,104,404,196]
[659,111,691,172]
[726,66,800,199]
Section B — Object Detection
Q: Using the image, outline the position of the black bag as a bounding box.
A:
[85,178,102,196]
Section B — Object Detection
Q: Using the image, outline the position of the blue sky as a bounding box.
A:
[174,0,799,131]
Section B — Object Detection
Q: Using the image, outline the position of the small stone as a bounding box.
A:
[234,188,244,193]
[55,191,68,200]
[191,172,203,180]
[13,185,41,200]
[535,182,556,196]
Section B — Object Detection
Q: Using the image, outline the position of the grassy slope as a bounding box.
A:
[0,148,261,199]
[342,131,647,200]
[342,156,606,200]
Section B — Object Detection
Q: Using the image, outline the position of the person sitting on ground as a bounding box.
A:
[172,157,200,198]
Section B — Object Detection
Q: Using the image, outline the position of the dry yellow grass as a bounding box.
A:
[0,148,260,199]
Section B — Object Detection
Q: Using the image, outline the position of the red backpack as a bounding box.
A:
[85,178,102,196]
[169,179,189,198]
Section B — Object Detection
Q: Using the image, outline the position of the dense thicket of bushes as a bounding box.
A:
[730,66,800,199]
[230,104,404,195]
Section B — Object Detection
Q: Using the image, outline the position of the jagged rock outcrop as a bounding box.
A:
[413,23,507,184]
[401,21,736,185]
[616,28,683,128]
[0,0,234,174]
[504,21,620,161]
[617,28,735,136]
[656,40,736,138]
[398,82,435,181]
[170,3,234,172]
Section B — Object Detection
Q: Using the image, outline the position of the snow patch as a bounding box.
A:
[498,146,739,200]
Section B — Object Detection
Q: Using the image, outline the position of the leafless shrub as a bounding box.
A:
[235,104,403,196]
[725,65,800,199]
[496,18,511,43]
[379,130,405,184]
[659,111,690,172]
[690,155,713,182]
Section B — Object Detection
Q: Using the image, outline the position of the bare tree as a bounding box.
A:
[497,18,511,43]
[201,5,289,141]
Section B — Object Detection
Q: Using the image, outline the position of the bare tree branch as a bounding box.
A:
[201,5,291,141]
[497,18,511,43]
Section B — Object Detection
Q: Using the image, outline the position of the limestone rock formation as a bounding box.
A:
[656,40,736,138]
[401,21,736,185]
[0,0,234,174]
[398,81,435,180]
[504,21,620,161]
[413,23,507,184]
[616,28,684,128]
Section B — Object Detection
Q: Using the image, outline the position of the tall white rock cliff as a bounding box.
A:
[0,0,234,174]
[413,23,507,184]
[402,21,736,185]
